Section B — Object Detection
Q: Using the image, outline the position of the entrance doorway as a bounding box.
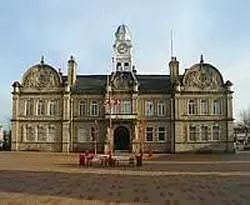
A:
[114,126,130,151]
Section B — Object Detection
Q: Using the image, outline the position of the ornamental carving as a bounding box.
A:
[23,66,59,89]
[112,72,130,90]
[184,65,222,89]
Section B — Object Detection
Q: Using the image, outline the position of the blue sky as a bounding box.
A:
[0,0,249,128]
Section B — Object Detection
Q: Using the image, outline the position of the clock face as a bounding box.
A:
[117,43,128,54]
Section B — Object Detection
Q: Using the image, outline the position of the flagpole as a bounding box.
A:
[94,120,98,155]
[109,94,112,154]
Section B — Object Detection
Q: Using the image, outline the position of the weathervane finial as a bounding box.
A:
[40,55,44,64]
[200,53,204,63]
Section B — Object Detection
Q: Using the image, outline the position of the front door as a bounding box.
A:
[114,126,130,151]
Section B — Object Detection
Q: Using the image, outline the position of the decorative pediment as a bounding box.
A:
[22,64,61,90]
[183,63,223,90]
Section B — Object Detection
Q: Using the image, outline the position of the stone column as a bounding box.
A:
[132,94,137,114]
[170,97,175,153]
[225,92,234,152]
[61,90,70,152]
[132,121,140,153]
[11,92,20,151]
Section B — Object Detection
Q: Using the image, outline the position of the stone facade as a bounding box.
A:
[11,25,234,153]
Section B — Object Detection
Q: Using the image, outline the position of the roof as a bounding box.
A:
[136,75,172,93]
[72,75,107,94]
[71,74,173,94]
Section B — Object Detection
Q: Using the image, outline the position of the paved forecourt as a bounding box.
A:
[0,151,249,205]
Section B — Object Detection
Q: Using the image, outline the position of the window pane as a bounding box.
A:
[121,100,131,114]
[158,127,165,141]
[188,100,195,115]
[91,101,98,116]
[49,101,56,116]
[213,100,221,115]
[189,126,196,141]
[78,128,88,142]
[146,127,153,141]
[157,103,165,116]
[213,126,220,140]
[145,101,153,116]
[37,126,47,142]
[37,101,45,116]
[200,100,208,115]
[26,126,35,142]
[201,126,209,141]
[25,100,33,116]
[79,101,86,116]
[48,126,56,142]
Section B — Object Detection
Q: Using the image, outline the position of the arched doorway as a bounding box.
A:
[114,126,130,151]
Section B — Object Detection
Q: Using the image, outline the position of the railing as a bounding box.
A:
[105,113,137,120]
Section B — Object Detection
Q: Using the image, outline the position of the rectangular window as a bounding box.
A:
[121,100,131,114]
[189,125,196,141]
[77,128,88,142]
[25,126,35,142]
[37,100,45,116]
[158,127,165,141]
[145,101,154,116]
[79,101,86,116]
[157,103,165,116]
[188,100,195,115]
[213,100,221,115]
[212,126,220,140]
[201,125,209,141]
[146,127,154,141]
[200,100,208,115]
[25,100,33,116]
[37,126,47,142]
[48,126,56,142]
[49,100,57,116]
[90,101,98,116]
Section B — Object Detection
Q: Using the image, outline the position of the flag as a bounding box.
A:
[103,98,120,107]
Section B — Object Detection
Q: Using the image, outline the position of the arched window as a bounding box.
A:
[124,62,129,70]
[116,63,122,71]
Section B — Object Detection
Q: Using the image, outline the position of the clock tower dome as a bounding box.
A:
[113,24,133,71]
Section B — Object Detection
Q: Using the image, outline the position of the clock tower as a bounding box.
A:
[113,24,133,71]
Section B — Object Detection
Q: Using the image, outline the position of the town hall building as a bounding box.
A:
[11,25,234,153]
